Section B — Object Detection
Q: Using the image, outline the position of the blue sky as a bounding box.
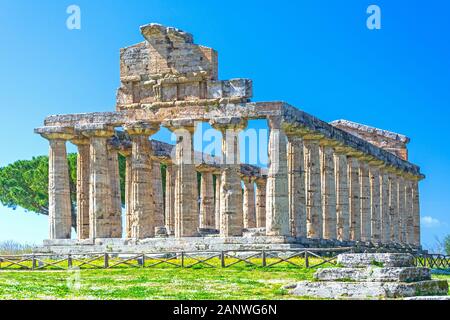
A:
[0,0,449,250]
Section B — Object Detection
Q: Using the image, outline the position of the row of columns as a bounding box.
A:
[40,116,421,246]
[40,120,267,240]
[271,121,421,246]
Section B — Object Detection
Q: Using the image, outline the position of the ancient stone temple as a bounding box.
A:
[35,24,424,253]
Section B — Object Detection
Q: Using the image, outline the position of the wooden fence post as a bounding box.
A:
[262,250,267,267]
[104,253,109,268]
[305,251,309,268]
[32,255,36,270]
[220,252,225,268]
[68,254,73,269]
[181,252,185,268]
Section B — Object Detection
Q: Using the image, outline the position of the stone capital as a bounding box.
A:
[210,117,247,132]
[124,121,160,136]
[196,164,215,173]
[77,123,115,138]
[70,134,90,146]
[163,119,196,133]
[35,126,74,141]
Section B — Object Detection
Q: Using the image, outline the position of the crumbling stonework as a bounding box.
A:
[35,23,425,252]
[288,253,448,299]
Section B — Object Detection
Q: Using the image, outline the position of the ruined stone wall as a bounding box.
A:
[330,120,410,161]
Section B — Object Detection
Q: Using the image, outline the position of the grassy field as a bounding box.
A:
[0,258,449,300]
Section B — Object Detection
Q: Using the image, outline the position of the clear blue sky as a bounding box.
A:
[0,0,449,251]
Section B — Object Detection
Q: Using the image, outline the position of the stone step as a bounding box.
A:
[288,280,448,299]
[314,267,431,282]
[337,253,415,268]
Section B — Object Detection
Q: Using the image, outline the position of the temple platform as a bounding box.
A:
[34,236,423,255]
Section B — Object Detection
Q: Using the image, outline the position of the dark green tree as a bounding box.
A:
[444,235,450,256]
[0,154,127,231]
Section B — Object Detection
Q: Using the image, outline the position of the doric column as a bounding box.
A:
[412,179,421,246]
[211,118,247,237]
[36,127,74,240]
[242,177,256,229]
[287,136,306,238]
[265,117,290,237]
[167,119,199,237]
[388,171,399,243]
[397,176,406,244]
[405,178,414,245]
[380,170,390,243]
[119,149,132,238]
[213,171,222,231]
[152,160,165,234]
[348,157,361,241]
[304,137,323,239]
[124,121,159,239]
[82,124,115,239]
[334,149,350,241]
[107,144,123,238]
[359,161,371,242]
[165,163,176,236]
[198,166,215,229]
[255,177,267,228]
[369,164,382,243]
[320,142,337,240]
[71,136,90,240]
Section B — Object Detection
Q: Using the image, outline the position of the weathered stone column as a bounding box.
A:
[198,166,215,229]
[165,163,176,236]
[304,137,323,239]
[397,176,406,244]
[255,177,267,229]
[119,149,132,238]
[167,119,199,237]
[287,136,306,238]
[82,124,115,239]
[71,136,90,240]
[380,170,390,244]
[36,127,74,240]
[211,118,246,237]
[242,177,256,229]
[334,149,350,241]
[388,172,399,243]
[348,157,361,241]
[405,178,414,245]
[412,179,421,246]
[107,144,123,238]
[359,160,371,242]
[369,164,382,243]
[152,160,165,235]
[320,142,337,240]
[213,171,222,231]
[124,121,159,239]
[265,117,290,237]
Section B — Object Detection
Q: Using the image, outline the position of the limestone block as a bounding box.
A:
[289,280,448,299]
[314,267,431,282]
[337,253,415,268]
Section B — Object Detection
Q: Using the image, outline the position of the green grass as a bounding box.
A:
[0,257,448,300]
[0,265,317,300]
